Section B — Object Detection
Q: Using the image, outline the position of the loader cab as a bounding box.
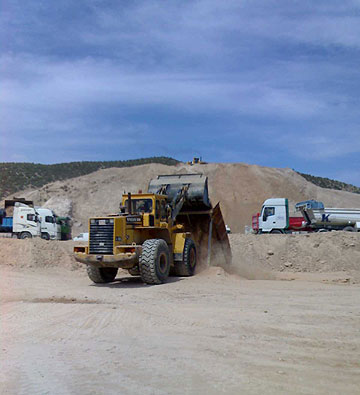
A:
[122,193,168,226]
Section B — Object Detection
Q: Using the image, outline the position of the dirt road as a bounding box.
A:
[1,266,359,394]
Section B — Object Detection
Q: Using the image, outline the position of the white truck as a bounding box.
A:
[252,198,360,233]
[36,208,62,240]
[0,202,40,238]
[296,200,360,232]
[252,198,309,234]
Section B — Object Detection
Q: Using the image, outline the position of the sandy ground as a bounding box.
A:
[1,236,360,394]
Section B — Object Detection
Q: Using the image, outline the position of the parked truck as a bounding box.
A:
[296,200,360,232]
[0,200,40,238]
[252,198,360,234]
[36,208,62,240]
[252,198,310,234]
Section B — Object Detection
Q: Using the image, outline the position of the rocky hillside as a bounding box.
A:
[297,172,360,194]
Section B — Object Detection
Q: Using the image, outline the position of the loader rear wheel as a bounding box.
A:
[86,265,118,283]
[139,239,170,284]
[343,226,355,232]
[173,238,197,277]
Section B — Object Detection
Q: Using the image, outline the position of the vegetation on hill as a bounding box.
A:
[0,157,179,199]
[2,157,359,201]
[297,172,360,194]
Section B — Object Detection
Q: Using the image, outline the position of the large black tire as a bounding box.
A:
[139,239,170,284]
[41,232,50,240]
[20,232,32,239]
[270,229,283,234]
[173,238,197,277]
[343,226,355,232]
[86,266,118,283]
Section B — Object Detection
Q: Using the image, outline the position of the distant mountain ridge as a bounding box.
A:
[0,157,179,200]
[297,172,360,195]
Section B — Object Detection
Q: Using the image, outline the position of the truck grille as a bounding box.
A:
[89,219,114,254]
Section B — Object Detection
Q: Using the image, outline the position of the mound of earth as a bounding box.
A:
[0,238,81,270]
[228,232,360,283]
[6,162,360,234]
[1,232,359,283]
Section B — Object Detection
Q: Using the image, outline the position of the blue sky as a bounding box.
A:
[1,0,360,186]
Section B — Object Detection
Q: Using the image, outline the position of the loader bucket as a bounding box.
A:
[148,173,232,267]
[148,173,211,212]
[176,203,232,267]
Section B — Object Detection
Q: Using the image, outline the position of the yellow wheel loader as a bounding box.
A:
[74,174,231,285]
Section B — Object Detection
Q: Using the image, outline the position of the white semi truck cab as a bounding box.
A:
[0,202,40,238]
[258,198,290,233]
[36,208,61,240]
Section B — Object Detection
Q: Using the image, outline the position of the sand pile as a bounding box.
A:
[1,232,359,283]
[0,239,81,270]
[228,232,360,282]
[6,162,360,233]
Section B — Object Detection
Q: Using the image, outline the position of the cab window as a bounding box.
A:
[160,200,167,219]
[263,207,275,221]
[125,199,153,214]
[155,200,160,219]
[27,214,36,222]
[45,216,54,223]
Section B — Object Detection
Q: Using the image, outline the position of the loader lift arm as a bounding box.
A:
[148,173,232,265]
[154,183,191,222]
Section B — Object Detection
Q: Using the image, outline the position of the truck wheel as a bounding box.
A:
[86,266,118,283]
[343,226,355,232]
[270,229,283,234]
[128,266,140,276]
[173,238,197,277]
[41,233,50,240]
[20,232,32,239]
[139,239,170,284]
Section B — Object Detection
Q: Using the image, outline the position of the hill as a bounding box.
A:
[9,162,360,234]
[297,172,360,194]
[0,157,179,200]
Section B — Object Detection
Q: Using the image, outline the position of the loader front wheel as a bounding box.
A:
[86,265,118,283]
[139,239,170,284]
[173,238,197,277]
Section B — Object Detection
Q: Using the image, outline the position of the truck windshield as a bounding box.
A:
[125,199,153,214]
